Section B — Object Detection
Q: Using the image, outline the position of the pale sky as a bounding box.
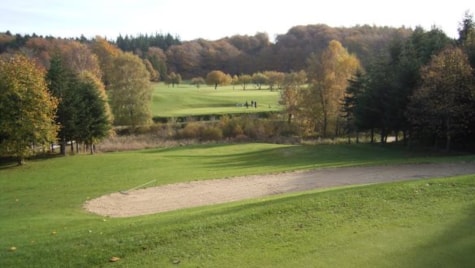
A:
[1,0,474,41]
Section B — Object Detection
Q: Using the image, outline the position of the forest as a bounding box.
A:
[1,12,475,164]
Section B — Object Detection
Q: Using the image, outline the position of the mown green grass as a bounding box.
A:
[1,143,474,267]
[151,83,282,117]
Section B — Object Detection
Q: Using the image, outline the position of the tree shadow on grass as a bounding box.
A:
[0,153,63,170]
[0,158,18,169]
[139,142,464,175]
[203,143,417,171]
[396,203,475,268]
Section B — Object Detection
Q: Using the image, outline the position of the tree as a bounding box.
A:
[458,11,475,45]
[24,38,101,79]
[143,58,159,81]
[191,77,205,88]
[252,72,268,89]
[72,72,112,153]
[407,46,474,151]
[356,27,452,143]
[59,40,102,79]
[341,70,366,143]
[147,47,168,81]
[0,54,58,164]
[306,40,361,137]
[264,71,285,90]
[231,74,240,90]
[108,52,152,126]
[166,72,182,87]
[280,71,307,126]
[166,42,202,78]
[238,74,252,90]
[206,70,228,89]
[46,53,76,155]
[91,36,121,86]
[458,11,475,68]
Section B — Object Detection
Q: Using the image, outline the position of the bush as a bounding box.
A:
[178,122,203,139]
[219,116,244,138]
[202,127,223,141]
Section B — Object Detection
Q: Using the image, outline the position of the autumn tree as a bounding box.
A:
[166,72,182,87]
[24,38,101,79]
[147,47,168,81]
[143,58,159,81]
[231,75,240,90]
[60,40,101,78]
[191,77,205,88]
[306,40,361,137]
[252,72,268,89]
[264,71,285,90]
[91,36,121,86]
[0,54,58,164]
[166,42,202,78]
[238,74,252,90]
[108,52,152,126]
[280,71,307,127]
[407,46,474,151]
[206,70,228,89]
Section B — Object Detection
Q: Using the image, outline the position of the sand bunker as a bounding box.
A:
[84,162,475,217]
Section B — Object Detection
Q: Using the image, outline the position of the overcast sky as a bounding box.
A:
[1,0,474,41]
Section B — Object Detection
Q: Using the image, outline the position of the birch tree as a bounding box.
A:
[306,40,361,137]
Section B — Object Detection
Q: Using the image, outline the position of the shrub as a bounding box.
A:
[202,127,223,141]
[178,122,203,139]
[219,116,244,138]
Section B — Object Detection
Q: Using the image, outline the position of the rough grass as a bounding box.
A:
[1,143,474,267]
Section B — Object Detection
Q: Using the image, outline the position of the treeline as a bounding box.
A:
[166,25,412,78]
[1,24,411,80]
[280,13,475,151]
[1,13,475,165]
[116,33,181,53]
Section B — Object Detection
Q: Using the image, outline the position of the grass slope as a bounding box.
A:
[1,143,474,267]
[151,83,281,117]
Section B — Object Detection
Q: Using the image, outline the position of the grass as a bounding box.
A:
[151,83,282,117]
[1,143,474,267]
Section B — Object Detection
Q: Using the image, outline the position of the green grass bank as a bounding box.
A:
[1,143,474,267]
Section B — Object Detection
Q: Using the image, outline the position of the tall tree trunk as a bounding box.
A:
[321,103,328,138]
[60,137,67,156]
[90,144,95,155]
[402,130,409,146]
[446,118,451,152]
